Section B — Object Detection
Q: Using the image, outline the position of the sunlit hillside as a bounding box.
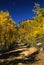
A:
[18,17,44,47]
[0,3,44,65]
[18,3,44,49]
[0,11,18,51]
[0,3,44,51]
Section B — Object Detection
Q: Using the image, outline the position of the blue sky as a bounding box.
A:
[0,0,44,24]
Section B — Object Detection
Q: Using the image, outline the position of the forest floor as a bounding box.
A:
[0,47,44,65]
[28,51,44,65]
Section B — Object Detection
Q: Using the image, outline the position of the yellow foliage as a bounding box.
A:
[0,3,44,50]
[18,28,26,35]
[0,11,17,46]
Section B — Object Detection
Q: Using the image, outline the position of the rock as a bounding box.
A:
[20,47,39,57]
[18,63,23,65]
[37,43,43,46]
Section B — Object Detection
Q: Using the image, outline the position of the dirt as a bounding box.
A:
[10,51,44,65]
[21,51,44,65]
[0,48,44,65]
